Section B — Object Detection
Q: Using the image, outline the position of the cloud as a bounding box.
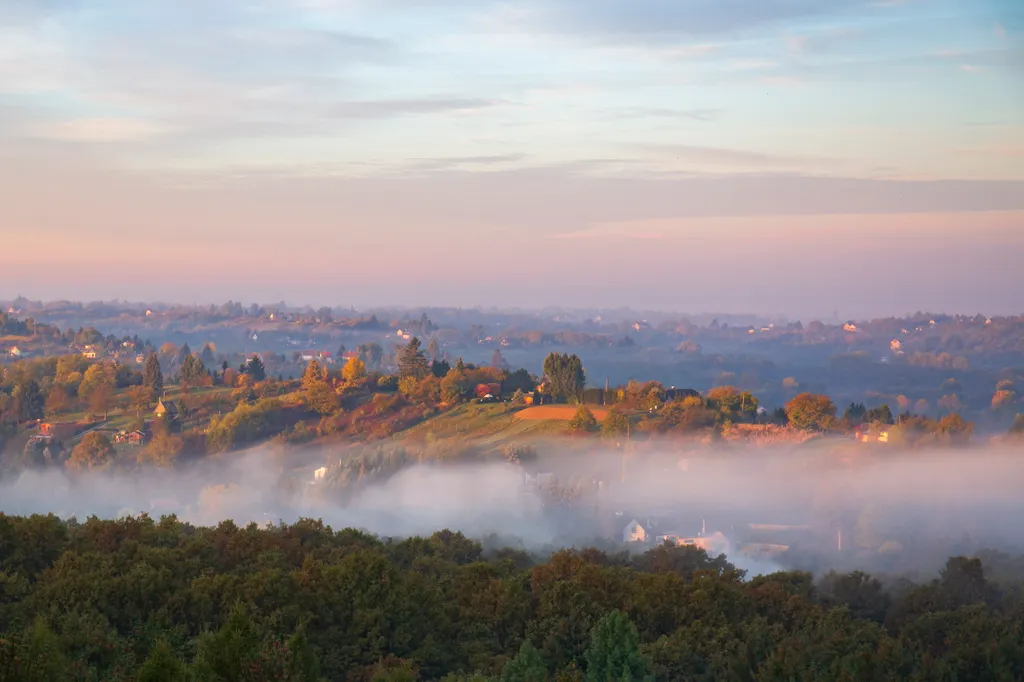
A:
[507,0,880,44]
[603,108,721,122]
[330,97,507,120]
[630,143,829,170]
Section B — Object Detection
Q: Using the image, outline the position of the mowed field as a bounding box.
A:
[515,405,610,421]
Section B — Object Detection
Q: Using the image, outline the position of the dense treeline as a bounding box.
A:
[1,514,1023,681]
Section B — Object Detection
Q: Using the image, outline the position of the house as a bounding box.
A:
[313,466,328,483]
[114,429,150,446]
[890,339,902,352]
[843,323,858,333]
[154,399,179,420]
[7,346,23,358]
[655,531,731,556]
[82,346,98,359]
[136,354,146,364]
[623,519,647,543]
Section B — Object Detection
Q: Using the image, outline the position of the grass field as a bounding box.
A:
[515,405,610,421]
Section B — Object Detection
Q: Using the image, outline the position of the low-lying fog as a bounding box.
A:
[2,441,1023,578]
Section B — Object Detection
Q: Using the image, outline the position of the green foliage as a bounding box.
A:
[246,355,267,382]
[143,353,164,397]
[12,380,44,422]
[584,611,651,682]
[0,514,1023,682]
[398,337,431,380]
[179,354,207,386]
[206,398,285,453]
[137,639,187,682]
[501,640,547,682]
[542,353,586,403]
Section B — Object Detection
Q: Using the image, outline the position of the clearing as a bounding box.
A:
[515,405,610,421]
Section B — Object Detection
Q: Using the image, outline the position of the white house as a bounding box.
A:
[313,466,328,482]
[8,346,23,357]
[623,519,647,543]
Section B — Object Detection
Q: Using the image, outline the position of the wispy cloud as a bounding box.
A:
[631,143,828,170]
[331,97,507,119]
[602,108,721,122]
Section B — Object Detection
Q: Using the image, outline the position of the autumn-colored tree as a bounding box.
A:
[342,356,367,384]
[601,409,629,439]
[44,385,71,417]
[785,393,837,432]
[568,405,598,433]
[938,413,973,445]
[302,359,326,391]
[307,381,339,416]
[67,432,115,472]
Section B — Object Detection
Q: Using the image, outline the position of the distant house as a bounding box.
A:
[82,346,98,359]
[7,346,23,357]
[313,466,328,483]
[136,354,146,364]
[843,323,858,333]
[114,429,150,446]
[154,399,179,420]
[623,519,647,543]
[655,531,731,556]
[664,387,700,402]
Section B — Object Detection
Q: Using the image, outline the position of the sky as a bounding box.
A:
[1,0,1023,318]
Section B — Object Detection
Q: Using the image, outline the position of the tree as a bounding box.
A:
[542,352,586,403]
[584,610,651,682]
[307,381,339,416]
[342,356,367,384]
[568,405,598,433]
[601,409,629,439]
[397,337,430,380]
[359,342,385,369]
[247,355,267,382]
[66,432,114,472]
[137,639,187,682]
[143,353,164,398]
[180,354,207,387]
[12,380,44,422]
[426,337,441,362]
[139,421,184,469]
[938,413,973,445]
[491,349,510,371]
[785,393,837,431]
[44,385,71,417]
[302,360,326,391]
[500,640,547,682]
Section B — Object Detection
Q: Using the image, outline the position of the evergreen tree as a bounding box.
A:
[542,352,586,403]
[397,337,430,380]
[247,355,267,382]
[143,353,164,398]
[491,349,510,371]
[584,611,651,682]
[427,337,440,361]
